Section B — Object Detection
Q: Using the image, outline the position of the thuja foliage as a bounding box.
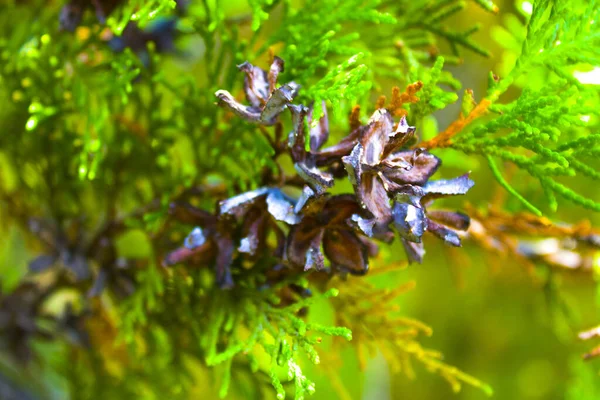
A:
[423,0,600,214]
[0,0,599,399]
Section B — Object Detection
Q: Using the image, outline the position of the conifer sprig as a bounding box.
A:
[330,275,494,396]
[422,0,600,214]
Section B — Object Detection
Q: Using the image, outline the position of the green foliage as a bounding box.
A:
[566,360,600,400]
[109,0,178,33]
[409,57,460,122]
[392,0,497,58]
[303,53,372,122]
[247,0,277,31]
[377,0,499,82]
[1,0,600,399]
[331,276,494,396]
[264,0,395,84]
[486,154,543,215]
[445,0,600,213]
[116,267,353,399]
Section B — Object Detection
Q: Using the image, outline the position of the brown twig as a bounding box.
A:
[419,98,491,149]
[389,81,423,116]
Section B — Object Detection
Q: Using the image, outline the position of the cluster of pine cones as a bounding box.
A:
[165,56,475,287]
